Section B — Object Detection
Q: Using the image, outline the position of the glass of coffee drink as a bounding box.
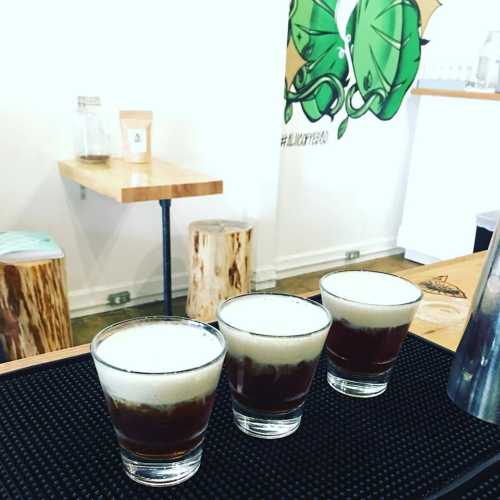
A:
[91,317,226,487]
[320,271,422,398]
[217,293,332,439]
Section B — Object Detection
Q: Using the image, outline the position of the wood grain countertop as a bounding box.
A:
[0,253,486,375]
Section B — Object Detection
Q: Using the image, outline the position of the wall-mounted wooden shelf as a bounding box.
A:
[411,87,500,102]
[59,158,223,203]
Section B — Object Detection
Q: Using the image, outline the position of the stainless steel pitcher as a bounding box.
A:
[448,219,500,425]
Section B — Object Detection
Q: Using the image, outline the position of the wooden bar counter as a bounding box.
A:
[0,252,486,375]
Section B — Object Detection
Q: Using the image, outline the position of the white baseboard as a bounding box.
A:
[69,273,188,318]
[275,238,401,279]
[403,249,439,265]
[252,266,277,290]
[70,268,277,318]
[69,238,402,318]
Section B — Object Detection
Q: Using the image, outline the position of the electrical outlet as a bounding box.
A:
[108,291,131,306]
[345,250,360,260]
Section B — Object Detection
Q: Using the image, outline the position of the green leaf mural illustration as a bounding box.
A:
[283,0,440,137]
[285,0,349,122]
[284,102,294,123]
[346,0,421,120]
[337,116,349,139]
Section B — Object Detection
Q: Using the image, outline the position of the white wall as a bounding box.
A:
[276,0,418,277]
[398,0,500,262]
[0,0,289,315]
[418,0,500,74]
[276,104,416,276]
[399,97,500,262]
[276,0,500,276]
[3,0,495,315]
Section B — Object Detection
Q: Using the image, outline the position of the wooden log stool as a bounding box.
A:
[187,220,253,322]
[0,258,73,361]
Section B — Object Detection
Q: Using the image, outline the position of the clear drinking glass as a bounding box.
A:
[217,293,332,439]
[91,317,226,487]
[320,271,422,398]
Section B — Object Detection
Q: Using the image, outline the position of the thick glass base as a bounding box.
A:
[121,445,202,487]
[327,361,389,398]
[232,401,302,439]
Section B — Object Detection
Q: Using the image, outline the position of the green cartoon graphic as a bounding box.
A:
[284,0,442,138]
[286,0,348,123]
[345,0,422,120]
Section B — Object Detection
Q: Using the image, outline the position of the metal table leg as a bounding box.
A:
[159,199,172,315]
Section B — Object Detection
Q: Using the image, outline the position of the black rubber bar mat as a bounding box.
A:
[1,329,500,498]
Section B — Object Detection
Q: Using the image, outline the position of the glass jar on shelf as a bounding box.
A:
[475,31,500,90]
[74,96,110,163]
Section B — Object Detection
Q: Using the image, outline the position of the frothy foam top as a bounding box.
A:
[320,271,422,328]
[218,294,331,336]
[96,323,223,373]
[93,320,225,407]
[218,294,331,365]
[321,271,421,306]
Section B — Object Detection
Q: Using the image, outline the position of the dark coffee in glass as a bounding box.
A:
[92,317,226,487]
[218,293,331,439]
[321,271,422,398]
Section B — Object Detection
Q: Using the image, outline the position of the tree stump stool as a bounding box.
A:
[187,220,253,322]
[0,258,73,361]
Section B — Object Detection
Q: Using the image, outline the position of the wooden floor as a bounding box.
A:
[71,254,419,346]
